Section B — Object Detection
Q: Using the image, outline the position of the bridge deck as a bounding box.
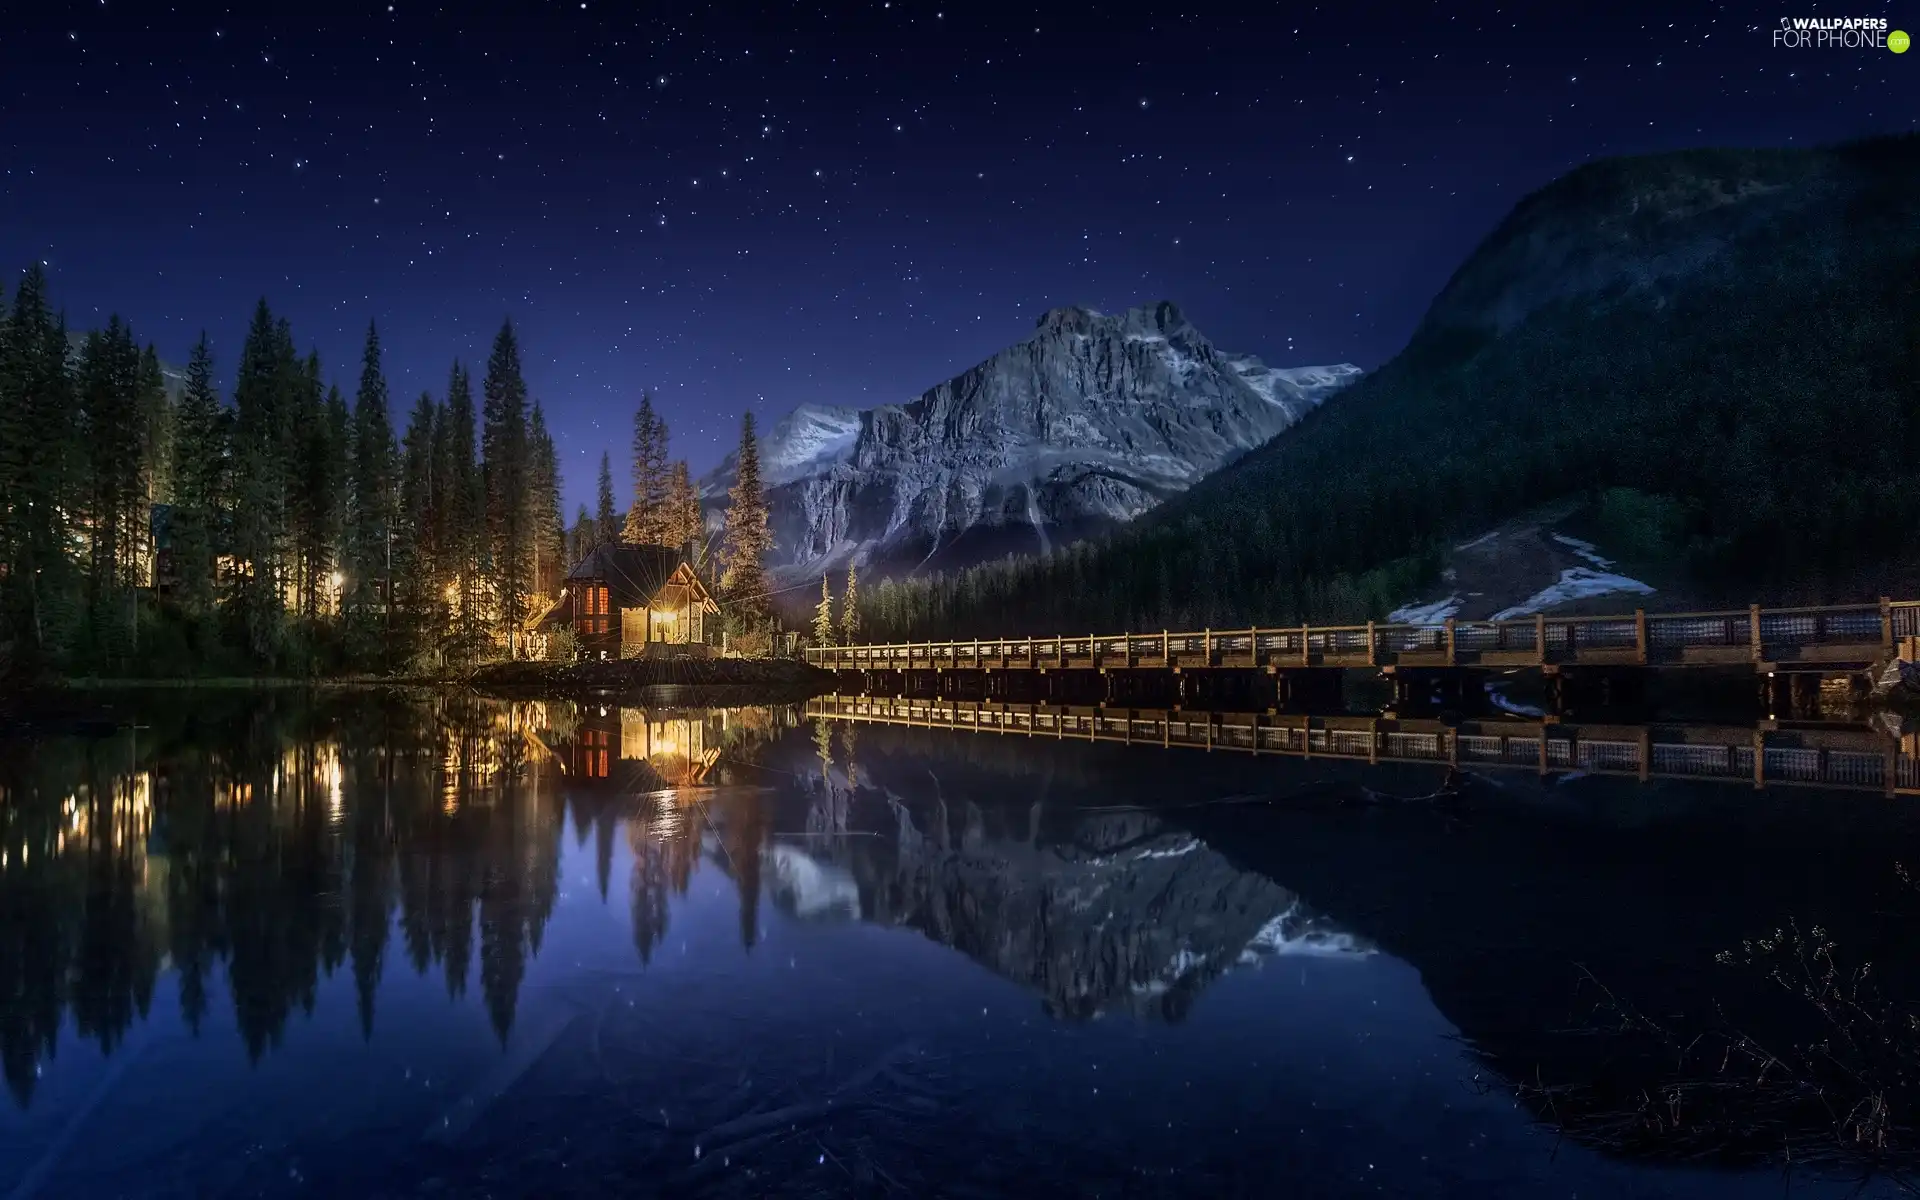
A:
[805,696,1920,797]
[807,599,1920,675]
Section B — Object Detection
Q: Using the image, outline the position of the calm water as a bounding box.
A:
[1,692,1916,1198]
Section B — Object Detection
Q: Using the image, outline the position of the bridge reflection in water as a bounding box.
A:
[805,695,1920,797]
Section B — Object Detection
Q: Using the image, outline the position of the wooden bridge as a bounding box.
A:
[807,599,1920,677]
[805,695,1920,799]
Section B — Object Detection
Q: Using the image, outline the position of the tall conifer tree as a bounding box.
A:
[481,320,531,653]
[228,299,291,659]
[527,400,565,598]
[169,333,224,616]
[77,318,144,653]
[440,362,482,634]
[812,574,836,646]
[320,384,352,614]
[398,391,437,613]
[348,321,397,613]
[595,451,618,547]
[720,411,772,628]
[663,461,701,557]
[568,504,594,568]
[623,392,669,544]
[841,560,861,645]
[288,350,337,619]
[0,267,80,663]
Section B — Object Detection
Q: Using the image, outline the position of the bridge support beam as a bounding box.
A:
[1387,668,1490,715]
[1547,667,1648,715]
[1274,669,1344,712]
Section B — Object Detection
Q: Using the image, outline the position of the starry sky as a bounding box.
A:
[2,2,1912,511]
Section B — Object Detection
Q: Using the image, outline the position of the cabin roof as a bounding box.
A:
[565,543,718,612]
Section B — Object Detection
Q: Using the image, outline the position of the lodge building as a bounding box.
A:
[545,543,721,660]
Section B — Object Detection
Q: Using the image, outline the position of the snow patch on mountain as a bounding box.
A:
[701,403,861,498]
[1389,596,1463,626]
[1490,568,1655,620]
[1550,533,1616,571]
[1224,356,1364,420]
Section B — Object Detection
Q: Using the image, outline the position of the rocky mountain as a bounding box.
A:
[766,740,1371,1022]
[864,135,1920,638]
[699,301,1359,581]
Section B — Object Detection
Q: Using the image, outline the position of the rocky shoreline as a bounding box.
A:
[467,655,837,703]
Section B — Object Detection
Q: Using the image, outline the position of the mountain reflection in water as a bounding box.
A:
[0,691,1909,1198]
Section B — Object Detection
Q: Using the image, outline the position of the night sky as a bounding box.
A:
[2,2,1911,511]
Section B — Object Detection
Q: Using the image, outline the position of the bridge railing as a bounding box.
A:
[805,599,1920,671]
[805,696,1920,796]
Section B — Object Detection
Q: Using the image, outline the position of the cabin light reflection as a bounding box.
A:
[326,750,344,821]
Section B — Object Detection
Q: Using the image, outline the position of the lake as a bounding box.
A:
[1,690,1916,1198]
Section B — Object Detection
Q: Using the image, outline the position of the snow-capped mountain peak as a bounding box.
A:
[700,301,1361,584]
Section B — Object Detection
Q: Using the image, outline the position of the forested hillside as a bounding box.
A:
[862,135,1920,640]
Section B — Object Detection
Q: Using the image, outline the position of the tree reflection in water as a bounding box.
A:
[0,692,795,1108]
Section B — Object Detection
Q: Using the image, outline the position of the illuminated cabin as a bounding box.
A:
[551,543,721,661]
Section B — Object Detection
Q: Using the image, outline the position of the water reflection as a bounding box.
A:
[1,692,1913,1197]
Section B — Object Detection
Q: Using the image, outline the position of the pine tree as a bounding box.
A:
[0,267,80,664]
[812,574,837,646]
[228,299,292,660]
[398,391,437,613]
[439,362,482,636]
[841,560,862,645]
[168,333,224,616]
[77,317,145,655]
[427,395,455,601]
[320,384,352,613]
[595,451,619,547]
[137,344,173,514]
[348,321,397,615]
[481,320,532,654]
[527,400,565,598]
[623,392,670,544]
[720,411,772,627]
[288,350,338,620]
[663,460,701,558]
[568,504,594,569]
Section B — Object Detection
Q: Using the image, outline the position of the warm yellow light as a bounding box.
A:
[329,571,344,588]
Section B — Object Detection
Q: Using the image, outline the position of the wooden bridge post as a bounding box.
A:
[1203,627,1212,667]
[1638,727,1651,783]
[1534,614,1546,666]
[1635,609,1648,666]
[1749,605,1763,664]
[1366,621,1377,667]
[1163,629,1170,663]
[1299,623,1310,667]
[1248,627,1259,669]
[1752,728,1766,789]
[1444,617,1456,667]
[1882,596,1895,655]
